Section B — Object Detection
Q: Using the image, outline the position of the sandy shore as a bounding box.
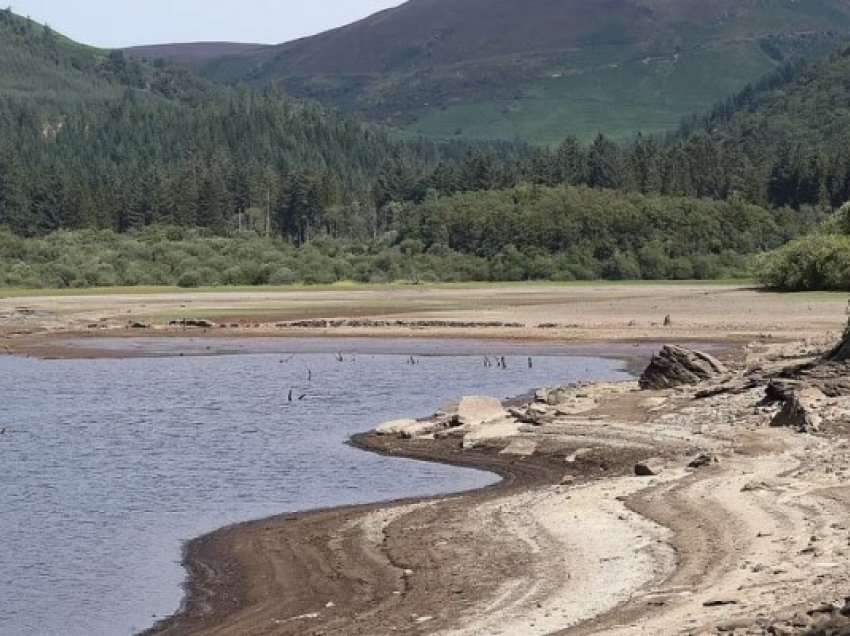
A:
[4,284,850,635]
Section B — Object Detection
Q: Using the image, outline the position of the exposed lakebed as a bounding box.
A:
[0,338,635,636]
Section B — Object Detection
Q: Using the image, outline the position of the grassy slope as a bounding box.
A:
[411,42,779,143]
[0,10,213,109]
[0,13,118,103]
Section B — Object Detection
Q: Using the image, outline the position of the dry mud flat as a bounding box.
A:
[2,284,849,354]
[147,338,850,636]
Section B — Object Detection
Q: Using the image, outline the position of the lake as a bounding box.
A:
[0,338,634,636]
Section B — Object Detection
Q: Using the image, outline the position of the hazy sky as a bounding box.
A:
[9,1,402,48]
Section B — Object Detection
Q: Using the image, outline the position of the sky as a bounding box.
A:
[8,1,402,48]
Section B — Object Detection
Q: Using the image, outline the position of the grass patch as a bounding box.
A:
[0,279,755,299]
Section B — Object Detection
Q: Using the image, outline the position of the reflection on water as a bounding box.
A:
[0,339,632,636]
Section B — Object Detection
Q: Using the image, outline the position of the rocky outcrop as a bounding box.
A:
[169,319,216,329]
[770,387,825,433]
[278,319,526,329]
[688,452,718,469]
[639,345,727,390]
[375,419,421,436]
[635,459,664,476]
[826,326,850,362]
[376,396,522,448]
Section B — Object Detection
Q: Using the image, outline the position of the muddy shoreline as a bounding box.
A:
[142,429,657,636]
[134,332,850,636]
[6,284,850,635]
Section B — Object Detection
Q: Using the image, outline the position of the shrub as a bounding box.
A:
[756,234,850,291]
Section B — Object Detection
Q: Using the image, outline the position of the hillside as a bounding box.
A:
[0,9,213,106]
[674,46,850,209]
[0,10,520,239]
[126,42,271,68]
[127,0,850,143]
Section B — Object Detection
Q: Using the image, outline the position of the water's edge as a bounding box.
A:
[138,369,636,636]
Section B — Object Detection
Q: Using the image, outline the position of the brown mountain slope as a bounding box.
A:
[129,0,850,143]
[126,42,271,67]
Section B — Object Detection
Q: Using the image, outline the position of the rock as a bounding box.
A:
[398,421,446,439]
[639,345,727,390]
[434,426,467,440]
[375,419,419,436]
[462,417,522,449]
[688,453,718,469]
[169,319,216,329]
[695,375,764,399]
[376,417,454,439]
[807,602,840,616]
[565,448,595,463]
[635,459,664,476]
[827,329,850,362]
[456,396,508,427]
[770,388,824,433]
[703,599,739,607]
[741,480,771,492]
[762,379,804,405]
[499,438,538,456]
[554,397,597,415]
[507,406,528,420]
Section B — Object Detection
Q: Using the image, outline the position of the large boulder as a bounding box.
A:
[456,396,508,426]
[639,345,727,390]
[462,417,522,449]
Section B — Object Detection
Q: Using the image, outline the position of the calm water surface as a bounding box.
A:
[0,339,633,636]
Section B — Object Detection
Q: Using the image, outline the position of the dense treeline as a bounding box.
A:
[0,91,524,238]
[0,185,818,288]
[416,47,850,212]
[1,9,848,289]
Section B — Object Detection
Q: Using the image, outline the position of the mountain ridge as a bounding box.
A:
[124,0,850,143]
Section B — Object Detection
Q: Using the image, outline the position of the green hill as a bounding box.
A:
[0,11,528,240]
[673,45,850,209]
[0,9,211,106]
[127,0,850,144]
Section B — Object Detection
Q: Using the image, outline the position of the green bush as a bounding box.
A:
[756,234,850,291]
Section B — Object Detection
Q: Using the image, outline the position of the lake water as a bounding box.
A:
[0,338,634,636]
